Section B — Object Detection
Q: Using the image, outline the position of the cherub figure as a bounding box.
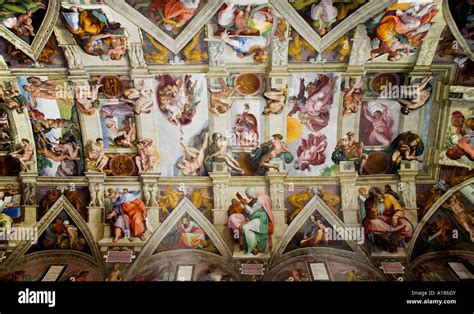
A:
[176,132,209,176]
[0,85,25,114]
[209,78,239,115]
[135,139,160,173]
[9,138,35,172]
[73,82,102,116]
[122,87,154,115]
[206,132,244,174]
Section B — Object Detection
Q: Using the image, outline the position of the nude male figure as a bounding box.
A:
[9,138,34,171]
[259,134,291,171]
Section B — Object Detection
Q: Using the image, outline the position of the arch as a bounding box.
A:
[0,251,104,281]
[127,197,236,276]
[270,0,397,52]
[443,0,474,61]
[265,248,386,281]
[4,195,104,275]
[1,80,37,172]
[124,250,240,281]
[406,251,474,281]
[0,0,60,59]
[102,0,225,54]
[407,177,474,262]
[269,195,370,267]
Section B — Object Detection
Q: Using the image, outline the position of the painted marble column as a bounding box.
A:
[140,172,160,231]
[61,45,88,79]
[128,42,150,80]
[346,24,370,77]
[266,171,288,247]
[411,0,445,76]
[209,170,232,249]
[397,161,419,228]
[270,20,289,79]
[337,162,359,227]
[19,172,38,227]
[207,81,229,140]
[206,38,229,138]
[86,172,106,241]
[0,78,37,173]
[71,78,106,175]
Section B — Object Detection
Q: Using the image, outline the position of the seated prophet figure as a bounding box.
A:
[105,189,147,243]
[61,6,127,60]
[236,187,274,255]
[363,187,413,253]
[149,0,200,31]
[216,3,276,63]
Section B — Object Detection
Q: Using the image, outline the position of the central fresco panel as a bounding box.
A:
[0,0,473,296]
